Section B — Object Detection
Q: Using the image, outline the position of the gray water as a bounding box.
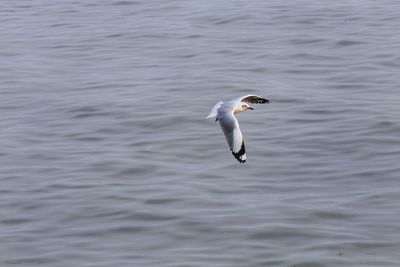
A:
[1,0,400,266]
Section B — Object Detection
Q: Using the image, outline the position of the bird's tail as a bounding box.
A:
[206,101,223,119]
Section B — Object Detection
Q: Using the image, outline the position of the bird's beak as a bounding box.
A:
[248,107,254,110]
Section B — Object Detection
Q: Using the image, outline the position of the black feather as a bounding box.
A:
[232,142,246,163]
[241,95,270,104]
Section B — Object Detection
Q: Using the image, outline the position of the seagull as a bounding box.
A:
[207,94,269,163]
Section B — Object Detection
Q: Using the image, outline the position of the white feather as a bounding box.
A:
[206,100,223,119]
[206,94,269,163]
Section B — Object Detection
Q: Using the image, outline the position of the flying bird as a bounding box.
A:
[207,94,269,163]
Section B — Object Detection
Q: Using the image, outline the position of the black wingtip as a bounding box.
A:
[258,97,270,104]
[259,98,270,104]
[232,142,246,163]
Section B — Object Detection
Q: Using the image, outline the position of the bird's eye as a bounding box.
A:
[242,105,246,108]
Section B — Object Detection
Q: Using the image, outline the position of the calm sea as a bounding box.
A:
[1,0,400,266]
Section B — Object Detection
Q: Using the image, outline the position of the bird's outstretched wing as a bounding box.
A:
[235,94,269,104]
[218,109,246,163]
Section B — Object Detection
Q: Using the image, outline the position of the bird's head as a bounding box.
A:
[235,102,254,113]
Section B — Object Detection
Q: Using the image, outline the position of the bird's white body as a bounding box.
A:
[207,94,269,163]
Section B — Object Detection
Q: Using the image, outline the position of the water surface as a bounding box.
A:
[1,0,400,266]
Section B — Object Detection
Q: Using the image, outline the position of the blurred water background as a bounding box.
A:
[1,0,400,266]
